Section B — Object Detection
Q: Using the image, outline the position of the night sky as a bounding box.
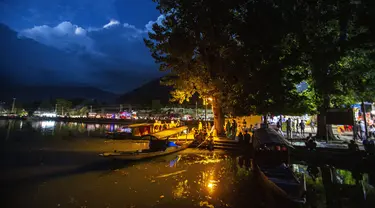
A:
[0,0,164,94]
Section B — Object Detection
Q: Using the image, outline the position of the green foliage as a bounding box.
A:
[55,99,72,115]
[39,100,53,111]
[145,0,314,117]
[151,100,162,113]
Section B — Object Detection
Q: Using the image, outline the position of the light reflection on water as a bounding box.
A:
[3,148,375,208]
[0,119,125,140]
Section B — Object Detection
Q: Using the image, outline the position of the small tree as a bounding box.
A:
[55,99,72,115]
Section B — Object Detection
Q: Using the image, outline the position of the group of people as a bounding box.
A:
[282,118,307,139]
[153,120,182,132]
[225,119,258,140]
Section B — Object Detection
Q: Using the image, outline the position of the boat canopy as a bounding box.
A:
[127,123,154,128]
[146,126,188,140]
[253,128,293,148]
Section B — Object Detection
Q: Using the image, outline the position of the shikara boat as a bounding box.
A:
[105,123,154,139]
[252,128,294,164]
[252,128,307,205]
[100,126,190,160]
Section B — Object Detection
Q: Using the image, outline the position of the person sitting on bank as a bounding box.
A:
[238,131,244,144]
[207,133,214,151]
[305,136,317,151]
[363,139,375,155]
[306,133,313,140]
[348,140,360,152]
[244,130,251,144]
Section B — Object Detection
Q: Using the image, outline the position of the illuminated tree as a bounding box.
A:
[145,0,242,135]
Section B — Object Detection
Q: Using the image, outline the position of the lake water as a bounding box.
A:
[1,119,375,207]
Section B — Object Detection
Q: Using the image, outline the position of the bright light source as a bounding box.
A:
[41,121,55,128]
[208,97,213,101]
[42,113,57,117]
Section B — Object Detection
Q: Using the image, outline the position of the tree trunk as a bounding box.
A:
[316,95,336,141]
[212,97,225,136]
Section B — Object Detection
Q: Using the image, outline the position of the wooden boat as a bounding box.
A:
[251,128,306,205]
[100,142,190,160]
[252,128,294,165]
[105,123,154,140]
[100,126,190,160]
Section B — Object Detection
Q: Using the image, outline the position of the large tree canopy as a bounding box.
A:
[145,0,312,133]
[145,0,375,138]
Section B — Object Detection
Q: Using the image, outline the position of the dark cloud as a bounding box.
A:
[0,0,165,93]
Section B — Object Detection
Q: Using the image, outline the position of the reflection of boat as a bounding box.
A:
[254,164,307,204]
[100,126,190,160]
[105,123,154,139]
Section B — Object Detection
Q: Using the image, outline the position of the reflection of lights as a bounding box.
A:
[20,121,23,129]
[87,124,95,131]
[206,179,217,193]
[173,180,189,198]
[169,155,181,167]
[109,124,115,132]
[201,169,217,194]
[41,121,55,129]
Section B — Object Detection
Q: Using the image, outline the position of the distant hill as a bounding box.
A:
[117,78,172,106]
[0,85,118,103]
[117,78,202,107]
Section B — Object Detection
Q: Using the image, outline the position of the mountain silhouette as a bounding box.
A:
[118,77,203,107]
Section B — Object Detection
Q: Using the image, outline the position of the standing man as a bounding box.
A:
[231,119,237,140]
[286,118,292,139]
[295,119,299,136]
[225,120,231,138]
[300,120,306,137]
[360,120,366,140]
[310,120,315,133]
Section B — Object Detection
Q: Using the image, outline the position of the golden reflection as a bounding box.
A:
[202,169,217,194]
[173,179,189,198]
[187,153,222,165]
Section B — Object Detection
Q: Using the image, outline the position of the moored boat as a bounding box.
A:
[100,142,190,160]
[100,126,190,160]
[252,128,307,205]
[105,123,154,139]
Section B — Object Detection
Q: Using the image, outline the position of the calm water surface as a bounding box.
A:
[1,120,375,208]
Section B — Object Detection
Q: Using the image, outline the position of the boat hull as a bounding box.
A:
[100,143,190,160]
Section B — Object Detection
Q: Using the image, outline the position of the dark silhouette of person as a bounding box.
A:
[244,130,251,144]
[286,118,292,139]
[305,137,317,151]
[238,131,244,144]
[348,140,360,152]
[300,120,305,136]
